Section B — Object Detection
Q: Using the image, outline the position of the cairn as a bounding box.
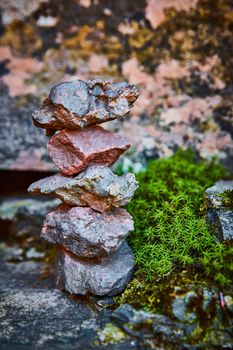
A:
[28,79,139,296]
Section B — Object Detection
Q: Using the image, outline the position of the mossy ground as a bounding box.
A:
[117,150,233,310]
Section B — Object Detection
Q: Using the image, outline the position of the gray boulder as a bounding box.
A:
[28,165,138,212]
[205,180,233,241]
[42,204,134,258]
[57,242,134,296]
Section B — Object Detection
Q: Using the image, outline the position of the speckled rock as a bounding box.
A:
[57,242,134,296]
[42,204,134,258]
[206,180,233,241]
[207,209,233,241]
[47,126,130,176]
[32,79,139,132]
[28,165,138,212]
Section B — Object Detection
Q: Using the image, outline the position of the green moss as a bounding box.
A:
[118,150,232,309]
[219,189,233,208]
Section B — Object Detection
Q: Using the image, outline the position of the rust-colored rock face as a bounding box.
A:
[32,79,139,133]
[47,126,130,176]
[28,78,138,297]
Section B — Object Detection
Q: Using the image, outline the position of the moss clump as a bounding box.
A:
[124,150,232,290]
[220,189,233,208]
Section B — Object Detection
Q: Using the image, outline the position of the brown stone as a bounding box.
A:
[47,126,130,176]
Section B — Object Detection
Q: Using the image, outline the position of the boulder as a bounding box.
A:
[56,242,134,296]
[32,79,139,132]
[205,180,233,241]
[47,126,130,176]
[28,165,138,212]
[42,204,134,257]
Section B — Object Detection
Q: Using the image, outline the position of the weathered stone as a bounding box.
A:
[42,204,134,257]
[207,209,233,241]
[205,180,233,241]
[57,242,134,296]
[33,79,139,132]
[47,126,130,176]
[28,165,138,212]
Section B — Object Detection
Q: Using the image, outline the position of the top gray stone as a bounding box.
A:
[32,79,139,132]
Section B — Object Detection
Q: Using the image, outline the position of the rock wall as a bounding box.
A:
[0,0,232,172]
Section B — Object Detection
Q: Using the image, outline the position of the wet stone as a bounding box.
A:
[28,165,138,212]
[42,204,134,258]
[57,242,134,296]
[33,79,139,132]
[47,126,130,176]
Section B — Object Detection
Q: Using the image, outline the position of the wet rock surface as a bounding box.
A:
[28,166,138,212]
[206,180,233,241]
[57,242,134,296]
[48,126,130,176]
[33,80,139,132]
[42,204,134,257]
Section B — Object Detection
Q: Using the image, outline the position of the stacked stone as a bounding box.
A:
[28,79,139,296]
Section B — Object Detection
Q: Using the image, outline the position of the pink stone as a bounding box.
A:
[47,125,130,176]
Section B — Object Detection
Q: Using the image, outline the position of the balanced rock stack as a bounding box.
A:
[28,79,139,296]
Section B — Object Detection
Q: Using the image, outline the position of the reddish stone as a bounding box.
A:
[47,126,130,176]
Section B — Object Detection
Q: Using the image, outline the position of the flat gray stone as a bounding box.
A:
[0,289,97,350]
[42,205,134,258]
[57,242,134,296]
[28,165,138,212]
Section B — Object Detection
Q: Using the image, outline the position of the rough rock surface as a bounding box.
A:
[28,165,138,212]
[1,1,233,173]
[205,180,233,241]
[33,80,139,132]
[42,204,134,257]
[48,126,130,176]
[57,242,134,296]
